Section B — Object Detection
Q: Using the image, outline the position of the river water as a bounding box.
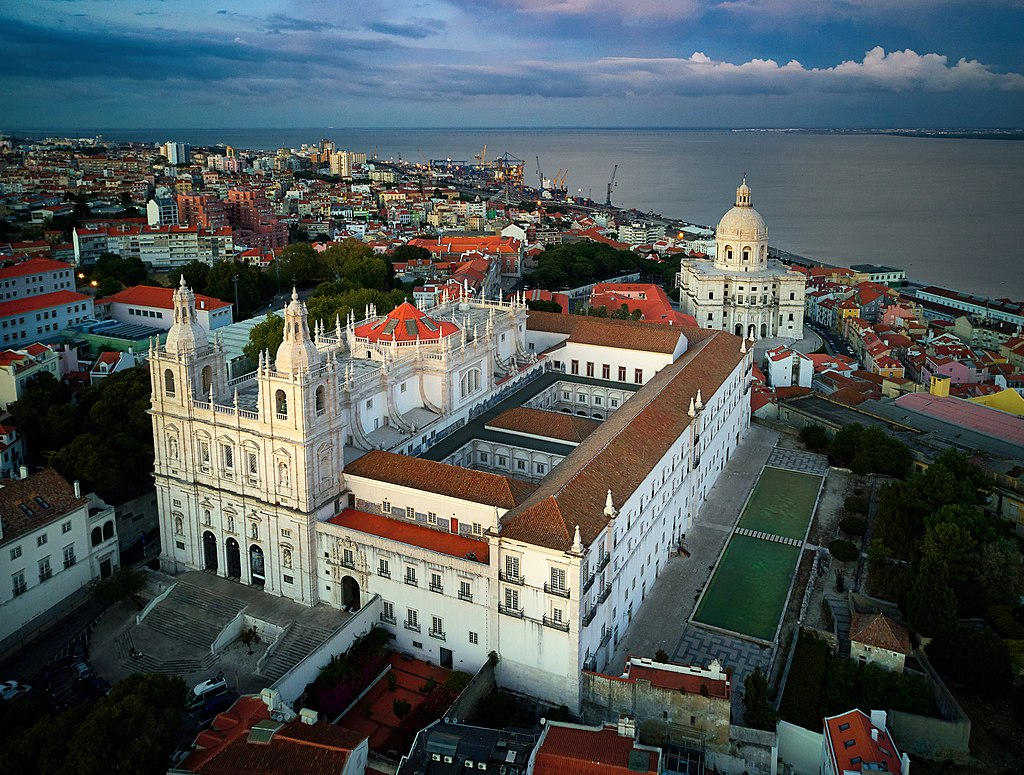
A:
[24,128,1024,298]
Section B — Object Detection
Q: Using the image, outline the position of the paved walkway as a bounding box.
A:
[766,447,830,476]
[734,527,803,547]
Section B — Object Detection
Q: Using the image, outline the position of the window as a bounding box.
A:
[460,580,472,600]
[634,368,643,384]
[570,360,579,375]
[38,556,51,582]
[562,391,570,400]
[365,398,373,409]
[10,546,21,560]
[315,385,325,414]
[535,463,545,474]
[61,520,71,534]
[577,393,586,402]
[164,369,175,396]
[400,382,407,393]
[382,600,394,621]
[406,608,419,627]
[283,574,293,584]
[36,533,47,547]
[504,587,519,611]
[427,512,438,525]
[601,364,610,379]
[505,555,520,580]
[342,548,354,567]
[550,567,566,592]
[199,441,210,468]
[618,366,626,381]
[610,398,619,408]
[552,607,563,623]
[469,631,478,644]
[382,499,391,514]
[222,444,234,470]
[478,451,488,463]
[431,616,444,636]
[12,570,26,597]
[62,544,76,569]
[708,291,714,300]
[406,506,415,520]
[843,740,856,749]
[280,528,291,538]
[405,566,417,585]
[275,389,288,418]
[472,522,482,535]
[497,454,507,467]
[516,460,526,471]
[788,313,794,321]
[378,558,390,577]
[790,291,796,300]
[586,362,594,377]
[430,572,442,592]
[247,451,258,478]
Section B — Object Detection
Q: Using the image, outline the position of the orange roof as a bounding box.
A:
[343,450,536,509]
[0,290,90,318]
[534,724,659,775]
[850,613,912,653]
[327,508,489,563]
[0,258,72,279]
[100,284,231,311]
[353,302,458,343]
[486,407,602,444]
[527,310,683,354]
[824,710,904,775]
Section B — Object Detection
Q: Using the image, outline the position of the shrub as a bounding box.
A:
[839,516,867,536]
[927,625,1012,697]
[419,677,437,695]
[985,605,1024,640]
[844,495,869,514]
[655,649,669,662]
[799,425,830,452]
[828,539,859,563]
[392,699,411,720]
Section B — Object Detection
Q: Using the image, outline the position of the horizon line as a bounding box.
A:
[6,125,1024,134]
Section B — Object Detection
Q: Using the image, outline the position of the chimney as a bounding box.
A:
[73,480,81,498]
[299,708,318,725]
[870,709,887,730]
[19,465,28,480]
[261,687,281,713]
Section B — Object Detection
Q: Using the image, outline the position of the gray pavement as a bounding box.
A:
[766,447,830,476]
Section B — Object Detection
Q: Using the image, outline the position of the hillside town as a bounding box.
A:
[0,133,1022,775]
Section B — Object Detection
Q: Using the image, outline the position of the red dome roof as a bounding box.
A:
[354,301,459,343]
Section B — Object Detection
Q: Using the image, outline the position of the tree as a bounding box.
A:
[390,244,431,264]
[978,538,1024,604]
[276,242,323,286]
[205,259,272,317]
[243,312,285,362]
[90,566,145,608]
[828,539,859,563]
[306,288,408,331]
[167,260,211,293]
[393,698,411,720]
[743,667,777,730]
[799,424,829,452]
[96,276,122,297]
[654,649,669,663]
[320,239,394,290]
[240,625,262,655]
[838,516,867,536]
[907,554,957,638]
[928,624,1012,696]
[91,252,148,288]
[526,299,563,313]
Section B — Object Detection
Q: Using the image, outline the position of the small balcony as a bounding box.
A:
[599,629,612,647]
[499,571,524,586]
[429,629,446,641]
[12,585,26,598]
[429,583,444,594]
[582,574,595,594]
[542,615,570,633]
[498,604,524,619]
[63,557,77,570]
[596,554,610,572]
[599,584,612,603]
[340,558,355,570]
[404,577,418,587]
[380,612,396,625]
[458,590,473,602]
[404,620,421,633]
[377,568,391,579]
[544,582,570,599]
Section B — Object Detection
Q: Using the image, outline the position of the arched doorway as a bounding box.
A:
[249,544,265,588]
[202,531,218,572]
[747,324,756,339]
[734,323,742,336]
[225,538,241,579]
[342,575,360,610]
[761,323,768,338]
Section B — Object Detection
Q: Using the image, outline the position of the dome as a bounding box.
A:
[716,205,768,242]
[354,301,458,343]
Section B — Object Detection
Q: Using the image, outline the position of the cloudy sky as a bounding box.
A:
[4,0,1024,128]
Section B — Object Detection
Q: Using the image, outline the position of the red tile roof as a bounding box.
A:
[353,302,458,342]
[824,710,905,775]
[328,508,489,563]
[534,724,659,775]
[850,612,912,653]
[99,284,231,311]
[0,468,87,548]
[485,407,601,444]
[344,450,536,509]
[0,290,90,318]
[527,310,684,355]
[0,257,72,279]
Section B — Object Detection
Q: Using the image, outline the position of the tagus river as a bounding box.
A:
[37,127,1024,298]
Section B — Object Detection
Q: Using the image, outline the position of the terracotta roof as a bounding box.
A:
[353,301,458,342]
[0,468,87,548]
[501,329,743,551]
[850,612,912,653]
[534,724,659,775]
[527,310,684,354]
[824,709,905,775]
[0,290,90,318]
[613,658,731,699]
[328,508,489,563]
[486,407,601,444]
[99,284,231,311]
[0,258,72,279]
[344,450,536,509]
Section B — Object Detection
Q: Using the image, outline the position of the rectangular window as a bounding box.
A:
[407,608,419,627]
[505,555,520,580]
[586,362,594,377]
[460,580,471,600]
[577,393,586,402]
[405,566,417,585]
[222,445,233,469]
[602,364,610,379]
[553,607,563,623]
[382,499,391,514]
[36,534,47,547]
[504,587,519,611]
[472,522,482,535]
[431,616,443,635]
[342,548,354,567]
[570,359,579,375]
[593,396,602,405]
[497,455,507,466]
[38,556,51,582]
[430,572,442,592]
[550,567,566,591]
[634,368,643,384]
[478,451,488,463]
[365,398,373,409]
[469,631,478,644]
[11,570,26,596]
[610,398,619,407]
[247,451,258,477]
[382,600,394,621]
[618,366,626,381]
[61,521,71,534]
[535,463,546,474]
[199,442,210,467]
[9,546,21,561]
[62,544,76,569]
[516,460,526,470]
[283,574,293,584]
[406,506,415,520]
[378,558,390,577]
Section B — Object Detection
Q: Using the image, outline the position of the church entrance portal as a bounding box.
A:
[249,544,265,588]
[734,324,742,336]
[225,538,241,579]
[342,576,360,610]
[761,323,768,337]
[202,531,218,573]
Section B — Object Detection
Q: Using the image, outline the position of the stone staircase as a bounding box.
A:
[260,622,336,682]
[140,580,246,651]
[115,630,218,674]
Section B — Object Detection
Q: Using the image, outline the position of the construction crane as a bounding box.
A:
[605,163,619,207]
[535,156,544,190]
[474,144,487,166]
[553,169,568,190]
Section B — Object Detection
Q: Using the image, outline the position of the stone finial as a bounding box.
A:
[571,524,583,553]
[688,396,696,418]
[740,337,747,354]
[603,489,616,517]
[233,388,239,407]
[695,389,704,410]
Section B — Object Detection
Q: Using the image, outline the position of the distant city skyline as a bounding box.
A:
[3,0,1024,129]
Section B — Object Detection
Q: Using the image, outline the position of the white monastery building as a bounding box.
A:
[678,179,805,341]
[150,275,753,712]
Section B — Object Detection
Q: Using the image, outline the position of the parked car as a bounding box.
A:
[1,680,31,701]
[72,661,95,681]
[186,673,227,713]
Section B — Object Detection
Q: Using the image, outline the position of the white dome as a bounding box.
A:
[716,205,768,242]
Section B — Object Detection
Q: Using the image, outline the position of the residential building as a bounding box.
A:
[764,345,813,388]
[0,425,26,480]
[849,264,906,287]
[89,349,139,384]
[73,225,234,268]
[0,258,77,301]
[914,287,1024,328]
[399,721,537,775]
[849,612,912,673]
[589,283,697,326]
[617,221,666,246]
[678,179,805,340]
[530,718,662,775]
[96,284,233,333]
[821,709,909,775]
[176,193,229,232]
[0,343,61,408]
[146,196,179,226]
[0,291,94,347]
[0,469,119,651]
[161,141,192,166]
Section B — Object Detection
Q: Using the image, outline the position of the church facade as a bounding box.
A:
[150,276,753,712]
[678,179,806,341]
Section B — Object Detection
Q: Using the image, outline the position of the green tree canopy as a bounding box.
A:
[320,239,395,290]
[204,259,273,318]
[743,667,777,731]
[243,312,285,362]
[91,252,148,288]
[828,423,911,477]
[275,242,324,287]
[306,288,408,330]
[526,241,643,290]
[167,260,211,293]
[389,244,431,264]
[907,553,958,638]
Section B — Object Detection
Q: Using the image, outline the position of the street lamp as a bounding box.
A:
[231,274,240,313]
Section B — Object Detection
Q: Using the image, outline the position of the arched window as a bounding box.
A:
[742,247,750,262]
[725,246,733,260]
[275,389,287,418]
[315,385,325,414]
[102,520,114,540]
[201,365,213,396]
[173,518,183,537]
[164,369,175,396]
[282,547,292,569]
[92,526,103,546]
[460,369,481,399]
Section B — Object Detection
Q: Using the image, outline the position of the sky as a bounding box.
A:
[3,0,1024,129]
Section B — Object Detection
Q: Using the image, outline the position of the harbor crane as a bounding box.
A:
[536,156,544,189]
[474,144,487,165]
[605,163,619,207]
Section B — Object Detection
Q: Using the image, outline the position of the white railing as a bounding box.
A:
[227,370,257,387]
